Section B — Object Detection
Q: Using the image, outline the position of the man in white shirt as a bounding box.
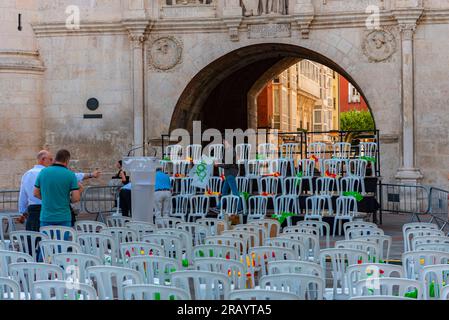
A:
[19,150,101,231]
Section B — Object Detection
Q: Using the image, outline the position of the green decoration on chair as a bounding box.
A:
[342,191,364,202]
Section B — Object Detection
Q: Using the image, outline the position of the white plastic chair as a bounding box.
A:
[223,230,257,252]
[205,236,246,256]
[319,248,369,299]
[105,216,132,228]
[265,238,304,261]
[297,220,331,248]
[346,263,404,297]
[155,228,193,260]
[87,265,143,300]
[421,264,449,299]
[229,289,300,300]
[355,235,392,262]
[125,221,156,241]
[248,219,281,239]
[402,250,449,280]
[247,196,268,222]
[236,177,250,194]
[0,277,20,300]
[258,177,279,198]
[271,159,289,177]
[304,195,327,222]
[129,255,181,285]
[349,295,416,300]
[333,142,351,159]
[345,227,384,240]
[339,176,362,194]
[207,144,224,163]
[143,233,185,263]
[196,218,219,237]
[258,143,276,160]
[0,250,34,277]
[171,160,190,177]
[333,196,359,237]
[171,270,231,300]
[279,232,320,262]
[297,159,315,194]
[307,142,326,159]
[315,177,337,215]
[274,195,299,227]
[281,177,302,197]
[124,284,190,300]
[343,221,378,234]
[9,262,64,300]
[347,160,368,191]
[40,226,77,242]
[180,178,196,196]
[33,280,98,300]
[218,195,240,221]
[280,143,299,159]
[234,224,267,246]
[404,227,444,253]
[354,277,423,299]
[177,222,210,246]
[267,260,323,278]
[120,242,164,265]
[335,240,380,262]
[247,246,296,281]
[412,236,449,251]
[75,220,107,233]
[359,142,377,158]
[236,143,251,165]
[205,177,222,204]
[260,274,324,300]
[192,245,240,261]
[155,216,184,229]
[101,227,139,262]
[10,231,49,262]
[188,195,210,222]
[39,240,82,263]
[77,233,117,266]
[52,253,102,284]
[186,144,202,164]
[165,144,184,162]
[194,257,246,290]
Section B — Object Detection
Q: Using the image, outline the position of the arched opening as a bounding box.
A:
[170,43,375,134]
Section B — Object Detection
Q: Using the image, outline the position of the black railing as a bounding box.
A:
[0,189,19,213]
[80,186,121,222]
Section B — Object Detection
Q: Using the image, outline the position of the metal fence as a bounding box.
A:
[80,185,121,222]
[0,189,19,213]
[379,183,449,232]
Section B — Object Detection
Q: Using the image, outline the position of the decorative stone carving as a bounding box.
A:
[248,23,291,39]
[148,36,183,71]
[362,29,397,62]
[241,0,288,16]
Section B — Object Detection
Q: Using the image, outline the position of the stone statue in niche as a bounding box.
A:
[241,0,287,16]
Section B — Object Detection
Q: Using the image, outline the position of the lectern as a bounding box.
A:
[122,157,160,223]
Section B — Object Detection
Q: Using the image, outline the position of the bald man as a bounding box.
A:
[19,150,101,231]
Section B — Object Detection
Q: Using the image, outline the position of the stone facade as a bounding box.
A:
[1,0,449,189]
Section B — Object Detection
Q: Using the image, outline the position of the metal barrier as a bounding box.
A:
[378,183,430,222]
[0,189,19,213]
[80,186,121,222]
[428,187,449,231]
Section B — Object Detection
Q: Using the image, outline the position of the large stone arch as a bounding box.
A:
[169,43,378,132]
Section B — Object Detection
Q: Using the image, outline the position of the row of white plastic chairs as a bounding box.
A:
[0,219,388,300]
[168,193,364,236]
[3,222,449,300]
[165,158,371,180]
[171,175,365,197]
[164,142,377,164]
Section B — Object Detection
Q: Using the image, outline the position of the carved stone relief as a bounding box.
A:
[241,0,288,17]
[148,36,183,71]
[362,29,397,62]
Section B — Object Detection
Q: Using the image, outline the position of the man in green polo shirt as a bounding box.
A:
[33,149,82,227]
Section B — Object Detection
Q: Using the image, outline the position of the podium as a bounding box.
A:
[122,157,160,223]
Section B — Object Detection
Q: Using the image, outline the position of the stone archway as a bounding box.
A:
[170,43,376,132]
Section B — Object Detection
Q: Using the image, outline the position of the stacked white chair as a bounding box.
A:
[354,278,423,299]
[188,195,210,222]
[186,144,202,164]
[124,284,190,300]
[52,253,102,284]
[0,250,34,277]
[171,270,231,300]
[33,280,98,300]
[218,195,240,221]
[87,265,142,300]
[304,195,327,222]
[169,195,189,221]
[75,221,107,233]
[297,159,315,194]
[207,144,224,163]
[0,277,20,300]
[247,196,268,222]
[129,255,181,285]
[194,258,246,290]
[259,274,324,300]
[274,195,299,227]
[333,196,359,237]
[333,142,351,159]
[125,222,156,241]
[105,216,132,228]
[10,231,49,262]
[297,220,331,248]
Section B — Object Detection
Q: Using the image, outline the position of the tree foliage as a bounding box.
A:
[340,110,375,132]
